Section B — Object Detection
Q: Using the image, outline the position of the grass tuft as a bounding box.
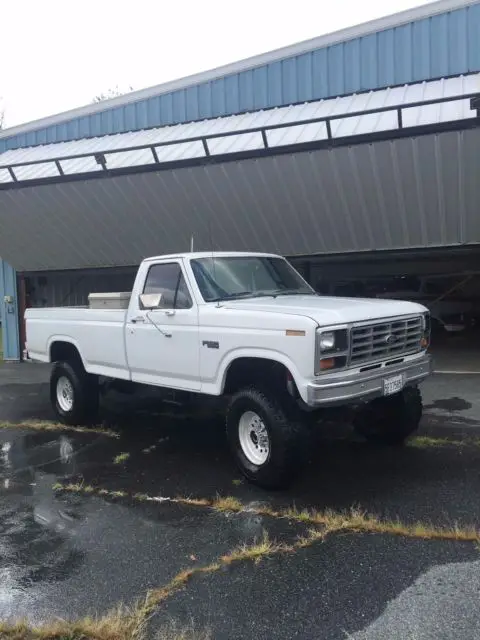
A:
[0,420,119,438]
[409,436,461,449]
[0,603,145,639]
[211,495,244,512]
[113,452,130,465]
[221,531,292,565]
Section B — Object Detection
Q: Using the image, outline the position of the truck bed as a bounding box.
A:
[25,306,130,380]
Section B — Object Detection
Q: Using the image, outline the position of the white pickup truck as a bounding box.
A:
[25,252,432,488]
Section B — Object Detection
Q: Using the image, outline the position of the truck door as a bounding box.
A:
[125,260,200,390]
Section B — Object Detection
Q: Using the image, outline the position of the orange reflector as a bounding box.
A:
[286,330,306,337]
[421,337,429,348]
[319,358,335,370]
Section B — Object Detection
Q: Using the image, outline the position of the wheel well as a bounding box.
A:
[50,341,83,366]
[223,358,296,396]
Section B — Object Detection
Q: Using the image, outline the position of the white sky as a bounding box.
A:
[1,0,430,127]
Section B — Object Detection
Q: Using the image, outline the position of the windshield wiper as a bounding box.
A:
[268,289,317,297]
[209,291,254,302]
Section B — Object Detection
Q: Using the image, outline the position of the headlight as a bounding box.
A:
[315,328,349,375]
[319,332,335,350]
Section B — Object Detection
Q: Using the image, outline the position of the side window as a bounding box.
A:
[143,263,192,309]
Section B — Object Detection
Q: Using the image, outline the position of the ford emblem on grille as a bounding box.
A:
[385,334,397,345]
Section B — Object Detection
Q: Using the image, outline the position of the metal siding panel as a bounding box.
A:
[412,19,431,81]
[239,70,254,112]
[66,119,79,140]
[0,259,20,360]
[394,24,413,85]
[281,57,297,105]
[24,132,36,147]
[198,82,213,119]
[295,53,314,102]
[344,39,361,94]
[467,2,480,71]
[448,8,468,75]
[360,34,378,90]
[267,62,282,106]
[147,96,161,126]
[112,107,124,134]
[160,93,174,124]
[224,75,240,114]
[172,90,187,123]
[327,44,346,96]
[186,86,200,120]
[463,127,480,242]
[211,79,227,117]
[312,48,328,99]
[101,110,114,135]
[430,13,450,78]
[135,100,148,130]
[124,103,137,130]
[253,66,269,109]
[36,128,48,145]
[377,29,395,87]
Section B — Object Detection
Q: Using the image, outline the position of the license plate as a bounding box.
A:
[383,374,404,396]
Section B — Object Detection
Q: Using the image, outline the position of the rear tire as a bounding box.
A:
[50,361,99,425]
[226,386,305,489]
[353,386,422,445]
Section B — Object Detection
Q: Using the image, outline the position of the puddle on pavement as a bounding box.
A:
[0,426,306,624]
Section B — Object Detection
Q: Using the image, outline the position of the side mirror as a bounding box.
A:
[139,293,162,310]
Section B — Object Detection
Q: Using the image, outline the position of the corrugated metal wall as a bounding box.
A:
[0,259,20,360]
[1,2,480,152]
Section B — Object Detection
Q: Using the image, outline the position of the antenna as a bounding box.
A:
[190,235,194,252]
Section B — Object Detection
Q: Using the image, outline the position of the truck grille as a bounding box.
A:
[350,316,423,366]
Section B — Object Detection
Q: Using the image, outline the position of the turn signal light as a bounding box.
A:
[319,358,335,370]
[421,336,429,349]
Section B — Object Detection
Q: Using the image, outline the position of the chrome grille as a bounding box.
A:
[350,316,423,366]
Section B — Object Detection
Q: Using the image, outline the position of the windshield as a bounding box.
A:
[190,256,315,302]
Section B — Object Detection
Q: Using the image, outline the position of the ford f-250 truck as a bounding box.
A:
[25,252,432,488]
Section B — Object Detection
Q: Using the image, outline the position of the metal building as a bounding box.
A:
[0,0,479,360]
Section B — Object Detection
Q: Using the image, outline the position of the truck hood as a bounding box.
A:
[224,295,427,326]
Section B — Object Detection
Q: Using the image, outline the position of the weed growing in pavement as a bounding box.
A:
[0,603,146,639]
[113,452,130,464]
[0,420,119,438]
[408,435,480,449]
[211,495,244,512]
[52,483,480,543]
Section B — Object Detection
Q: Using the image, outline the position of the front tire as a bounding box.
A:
[50,361,99,425]
[226,387,305,489]
[353,386,423,445]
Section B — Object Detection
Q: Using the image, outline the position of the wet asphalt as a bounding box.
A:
[0,362,479,639]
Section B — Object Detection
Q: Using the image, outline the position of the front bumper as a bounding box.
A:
[306,353,432,407]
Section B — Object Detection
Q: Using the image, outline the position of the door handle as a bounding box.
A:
[131,316,145,324]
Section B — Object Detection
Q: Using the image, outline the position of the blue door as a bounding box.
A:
[0,260,20,361]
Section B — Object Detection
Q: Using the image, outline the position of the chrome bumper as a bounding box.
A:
[306,353,432,407]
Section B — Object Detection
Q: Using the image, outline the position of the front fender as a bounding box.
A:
[217,347,304,395]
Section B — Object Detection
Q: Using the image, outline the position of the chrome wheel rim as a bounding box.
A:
[57,376,74,412]
[238,411,270,466]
